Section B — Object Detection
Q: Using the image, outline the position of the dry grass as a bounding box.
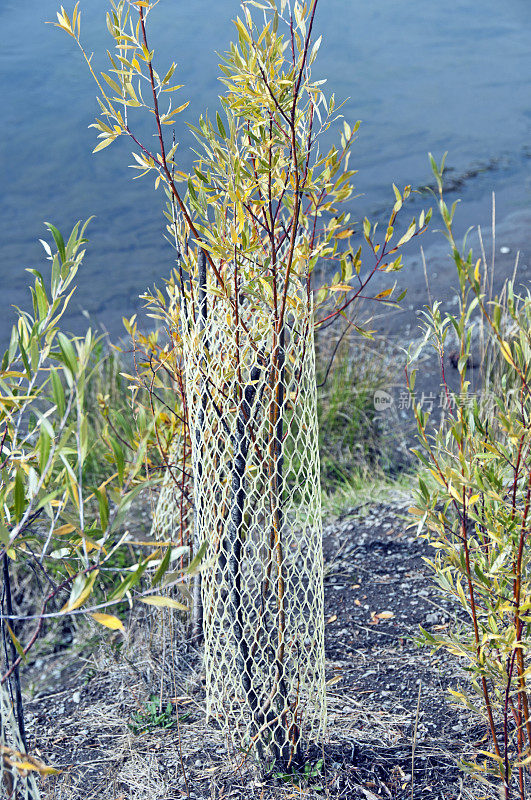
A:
[22,623,493,800]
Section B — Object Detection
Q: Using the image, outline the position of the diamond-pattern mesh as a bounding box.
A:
[182,291,326,768]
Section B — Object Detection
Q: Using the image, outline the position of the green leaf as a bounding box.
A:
[51,370,66,417]
[161,62,177,85]
[57,332,78,375]
[34,279,49,321]
[0,525,9,547]
[186,540,208,575]
[152,546,171,587]
[216,111,227,139]
[110,437,125,485]
[18,338,30,379]
[6,623,27,662]
[109,561,147,601]
[78,414,88,465]
[39,427,52,472]
[14,470,25,523]
[95,487,109,531]
[34,488,62,513]
[44,223,66,262]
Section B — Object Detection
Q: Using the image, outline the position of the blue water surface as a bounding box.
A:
[1,0,530,340]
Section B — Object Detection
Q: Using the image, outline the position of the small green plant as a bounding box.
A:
[0,220,165,796]
[128,695,190,734]
[409,155,531,799]
[274,756,324,787]
[0,220,177,688]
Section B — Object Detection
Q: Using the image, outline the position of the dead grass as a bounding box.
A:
[23,600,494,800]
[29,656,453,799]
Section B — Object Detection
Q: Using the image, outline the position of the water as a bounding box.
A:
[1,0,530,342]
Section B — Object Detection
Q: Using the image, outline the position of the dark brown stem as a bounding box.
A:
[191,250,207,646]
[460,497,502,764]
[137,9,232,302]
[2,555,27,751]
[1,564,99,684]
[514,469,531,756]
[504,649,518,799]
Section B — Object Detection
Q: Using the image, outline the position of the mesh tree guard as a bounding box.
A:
[182,286,326,769]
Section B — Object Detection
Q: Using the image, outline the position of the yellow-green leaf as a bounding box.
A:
[90,613,124,630]
[140,595,188,611]
[61,570,98,613]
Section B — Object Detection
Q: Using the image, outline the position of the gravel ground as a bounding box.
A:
[16,491,502,800]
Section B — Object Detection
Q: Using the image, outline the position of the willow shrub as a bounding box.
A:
[0,221,164,795]
[55,0,431,769]
[409,156,531,799]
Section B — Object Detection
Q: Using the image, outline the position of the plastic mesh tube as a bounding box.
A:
[182,291,326,768]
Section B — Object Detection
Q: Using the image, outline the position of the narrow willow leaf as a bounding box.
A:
[140,595,188,611]
[90,613,124,630]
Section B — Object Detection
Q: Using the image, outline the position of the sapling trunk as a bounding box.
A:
[2,554,27,753]
[268,331,295,769]
[1,553,37,800]
[191,250,207,645]
[226,362,264,755]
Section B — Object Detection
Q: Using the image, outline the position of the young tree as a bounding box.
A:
[55,0,429,768]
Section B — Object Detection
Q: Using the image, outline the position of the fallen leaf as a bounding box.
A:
[359,787,379,800]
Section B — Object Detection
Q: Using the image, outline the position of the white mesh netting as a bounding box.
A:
[181,283,326,768]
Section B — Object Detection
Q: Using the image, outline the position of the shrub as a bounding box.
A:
[0,222,166,768]
[409,155,531,799]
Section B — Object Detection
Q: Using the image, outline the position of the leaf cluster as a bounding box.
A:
[55,0,431,343]
[0,223,195,668]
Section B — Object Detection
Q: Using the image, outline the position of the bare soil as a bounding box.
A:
[19,491,497,800]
